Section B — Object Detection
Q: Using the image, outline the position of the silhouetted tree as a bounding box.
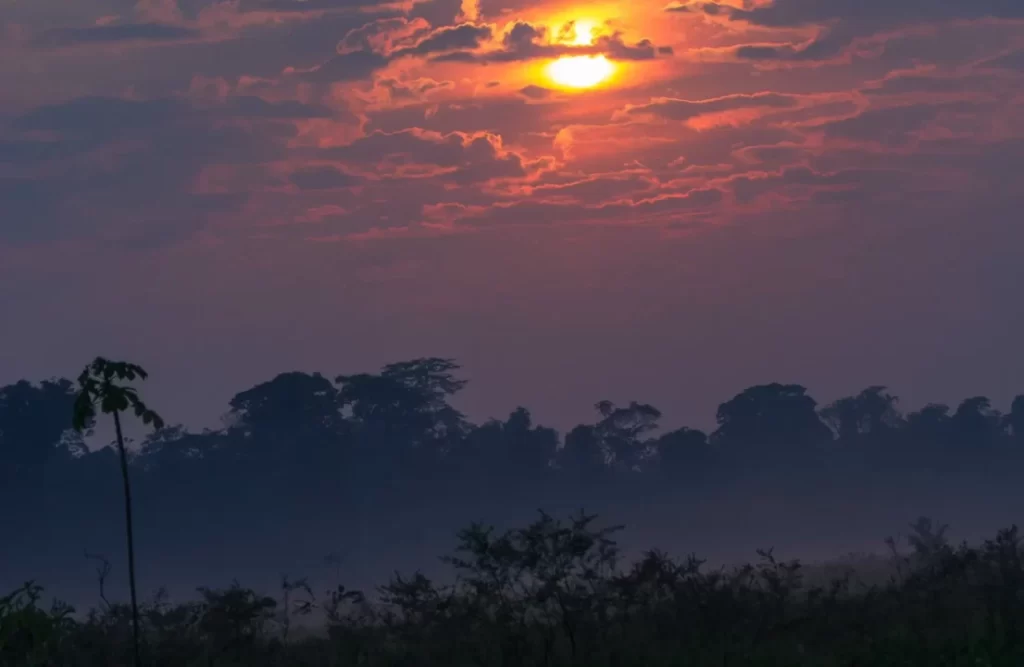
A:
[228,371,344,442]
[1008,395,1024,445]
[557,401,661,476]
[905,403,953,456]
[593,400,661,471]
[337,358,468,456]
[225,371,346,480]
[464,407,558,478]
[72,358,165,667]
[821,386,903,442]
[950,396,1003,454]
[138,425,216,471]
[820,386,905,467]
[137,427,226,511]
[559,424,606,478]
[0,379,83,480]
[656,426,712,474]
[711,383,832,460]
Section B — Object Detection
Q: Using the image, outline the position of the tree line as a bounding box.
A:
[3,357,1023,486]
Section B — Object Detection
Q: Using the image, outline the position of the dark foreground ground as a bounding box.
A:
[3,512,1023,667]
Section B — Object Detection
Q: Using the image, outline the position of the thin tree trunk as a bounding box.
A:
[114,411,143,667]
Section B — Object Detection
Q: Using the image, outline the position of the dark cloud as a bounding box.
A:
[430,51,481,63]
[457,186,725,228]
[255,0,375,9]
[821,104,950,144]
[528,174,658,202]
[13,97,187,148]
[224,96,334,119]
[864,71,1006,97]
[1,98,189,163]
[596,35,658,60]
[615,187,724,215]
[290,165,359,190]
[758,99,861,126]
[504,21,545,50]
[624,92,801,121]
[733,45,787,60]
[35,23,200,47]
[407,0,465,27]
[298,50,390,82]
[0,95,288,245]
[733,144,808,168]
[518,85,552,100]
[734,26,869,63]
[724,0,1024,29]
[175,0,391,15]
[376,77,454,101]
[337,17,426,54]
[9,93,329,140]
[324,129,530,184]
[981,50,1024,71]
[363,96,575,143]
[46,11,380,93]
[392,24,492,57]
[295,17,429,82]
[664,2,721,15]
[728,166,903,204]
[717,0,1024,62]
[436,21,667,63]
[280,14,661,81]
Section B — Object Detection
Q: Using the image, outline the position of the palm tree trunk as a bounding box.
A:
[114,410,143,667]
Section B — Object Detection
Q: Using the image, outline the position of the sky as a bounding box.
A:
[1,0,1023,434]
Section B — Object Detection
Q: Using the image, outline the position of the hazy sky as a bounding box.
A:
[2,0,1023,433]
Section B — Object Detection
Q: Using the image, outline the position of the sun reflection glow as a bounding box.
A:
[546,54,615,89]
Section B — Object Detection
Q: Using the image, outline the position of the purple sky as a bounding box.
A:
[1,0,1023,433]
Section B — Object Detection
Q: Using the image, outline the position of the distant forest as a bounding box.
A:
[3,357,1023,490]
[4,356,1024,581]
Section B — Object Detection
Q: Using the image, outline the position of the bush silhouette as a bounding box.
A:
[3,513,1024,666]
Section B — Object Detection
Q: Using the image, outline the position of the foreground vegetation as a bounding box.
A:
[3,512,1022,667]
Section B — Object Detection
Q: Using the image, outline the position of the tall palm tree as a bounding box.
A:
[72,358,164,667]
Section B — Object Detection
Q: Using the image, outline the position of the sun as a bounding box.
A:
[546,54,615,89]
[542,17,616,90]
